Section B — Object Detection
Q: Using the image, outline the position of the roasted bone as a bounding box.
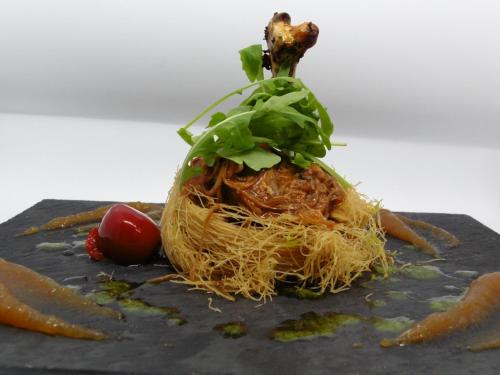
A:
[265,12,319,77]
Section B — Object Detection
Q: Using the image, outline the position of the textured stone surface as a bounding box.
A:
[0,199,499,375]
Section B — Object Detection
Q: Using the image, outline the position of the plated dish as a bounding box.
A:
[0,13,498,356]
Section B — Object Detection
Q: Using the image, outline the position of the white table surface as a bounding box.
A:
[1,113,499,234]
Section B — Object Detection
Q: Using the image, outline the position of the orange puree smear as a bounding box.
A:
[381,271,500,348]
[396,214,460,248]
[0,284,105,340]
[379,209,440,257]
[468,337,500,352]
[20,202,162,236]
[0,258,120,340]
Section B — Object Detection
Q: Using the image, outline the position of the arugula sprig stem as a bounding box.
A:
[176,44,351,190]
[182,77,297,131]
[178,111,256,187]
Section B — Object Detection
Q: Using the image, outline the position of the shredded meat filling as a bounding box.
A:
[185,158,345,227]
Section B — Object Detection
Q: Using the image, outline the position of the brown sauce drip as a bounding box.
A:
[0,284,105,340]
[0,258,120,340]
[468,337,500,352]
[396,214,460,248]
[381,271,500,347]
[19,202,162,236]
[379,209,439,257]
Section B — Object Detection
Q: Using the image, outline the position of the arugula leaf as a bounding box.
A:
[214,117,255,157]
[299,80,334,149]
[280,106,317,128]
[239,44,264,82]
[277,60,292,77]
[240,91,272,106]
[259,79,277,94]
[253,99,265,111]
[312,97,333,149]
[178,111,255,185]
[175,62,348,188]
[208,112,227,127]
[249,113,303,146]
[227,105,254,117]
[181,76,295,132]
[259,90,309,113]
[291,152,310,169]
[226,148,281,171]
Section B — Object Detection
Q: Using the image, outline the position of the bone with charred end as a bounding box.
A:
[265,12,319,77]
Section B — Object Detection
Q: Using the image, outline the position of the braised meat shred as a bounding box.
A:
[185,157,345,227]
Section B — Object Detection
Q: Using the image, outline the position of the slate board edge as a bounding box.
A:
[2,198,492,233]
[1,199,499,375]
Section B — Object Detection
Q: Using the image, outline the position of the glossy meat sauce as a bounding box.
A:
[187,160,345,226]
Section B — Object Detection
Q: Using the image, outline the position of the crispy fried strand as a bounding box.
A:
[161,180,388,301]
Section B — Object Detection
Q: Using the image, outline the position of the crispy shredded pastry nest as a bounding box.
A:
[160,180,389,301]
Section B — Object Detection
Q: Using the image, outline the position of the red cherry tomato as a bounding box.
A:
[91,204,161,265]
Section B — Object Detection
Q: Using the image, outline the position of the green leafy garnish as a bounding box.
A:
[239,44,264,82]
[225,148,282,171]
[177,44,349,188]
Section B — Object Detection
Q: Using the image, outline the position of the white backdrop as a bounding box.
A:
[1,0,499,232]
[1,0,499,145]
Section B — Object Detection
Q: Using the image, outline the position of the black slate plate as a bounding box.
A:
[0,199,499,375]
